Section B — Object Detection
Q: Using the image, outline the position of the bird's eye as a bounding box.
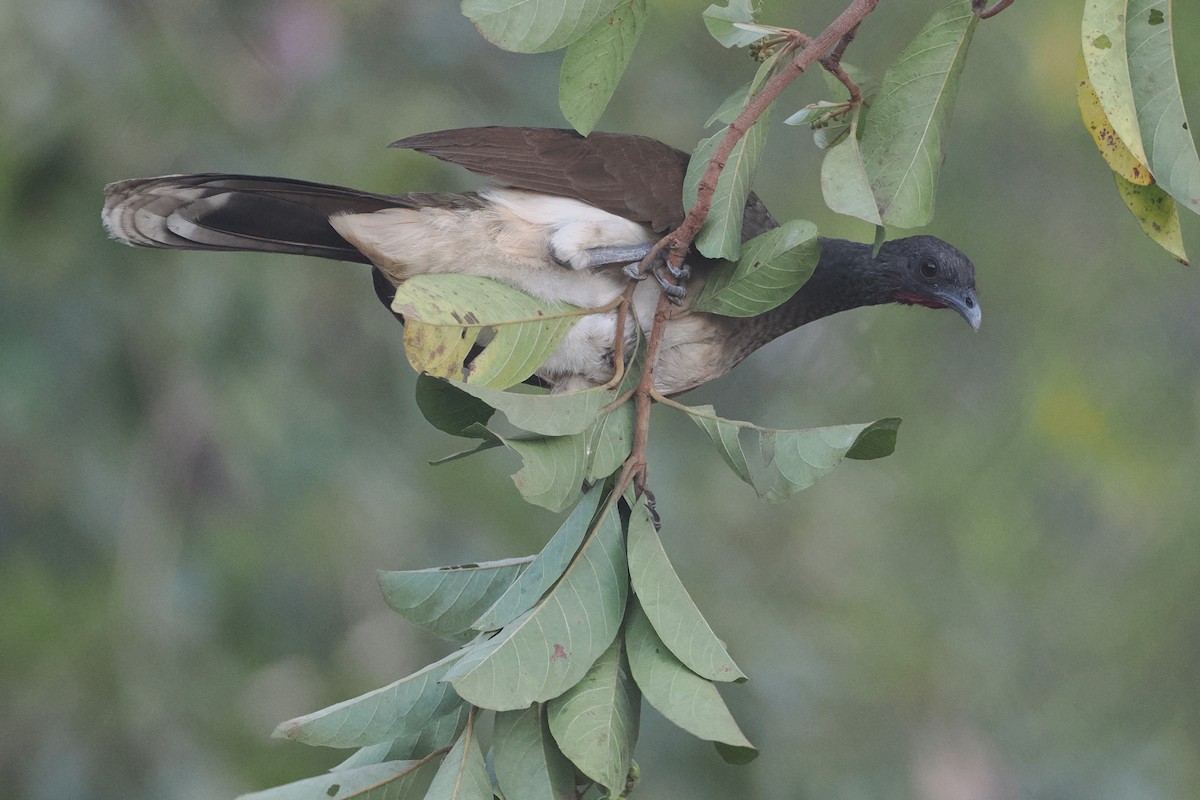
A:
[919,259,939,279]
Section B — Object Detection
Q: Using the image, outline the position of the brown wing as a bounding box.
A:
[390,127,691,233]
[391,126,780,241]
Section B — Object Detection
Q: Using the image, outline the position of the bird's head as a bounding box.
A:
[875,235,980,330]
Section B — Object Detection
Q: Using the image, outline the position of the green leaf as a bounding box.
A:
[845,416,902,460]
[415,374,496,438]
[691,219,820,317]
[683,111,772,260]
[333,707,469,771]
[682,404,754,486]
[706,80,754,128]
[504,432,589,512]
[462,0,623,54]
[1082,0,1148,165]
[856,0,978,228]
[583,403,633,482]
[547,637,640,796]
[392,274,584,390]
[273,651,466,749]
[1114,173,1189,264]
[821,105,883,226]
[474,485,605,631]
[702,0,761,48]
[440,380,616,437]
[491,706,577,800]
[759,419,901,501]
[378,558,532,642]
[424,713,491,800]
[1126,0,1200,215]
[559,0,647,136]
[675,403,901,500]
[445,497,628,711]
[236,760,429,800]
[626,500,745,682]
[624,602,756,760]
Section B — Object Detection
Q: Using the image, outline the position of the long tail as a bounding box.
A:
[101,174,409,264]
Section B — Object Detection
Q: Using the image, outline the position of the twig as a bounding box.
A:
[973,0,1015,19]
[614,0,883,510]
[667,0,879,268]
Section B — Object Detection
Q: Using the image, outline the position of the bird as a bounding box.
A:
[102,126,980,396]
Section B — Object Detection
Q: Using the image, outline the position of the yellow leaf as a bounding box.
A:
[1077,56,1153,186]
[403,320,475,380]
[1113,173,1189,265]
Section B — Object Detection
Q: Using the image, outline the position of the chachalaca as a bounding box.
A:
[102,127,979,395]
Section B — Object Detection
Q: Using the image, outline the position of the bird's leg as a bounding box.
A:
[565,243,655,269]
[571,241,690,300]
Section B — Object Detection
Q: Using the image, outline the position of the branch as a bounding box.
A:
[614,0,882,511]
[667,0,880,268]
[973,0,1015,19]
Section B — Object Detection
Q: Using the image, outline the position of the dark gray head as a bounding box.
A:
[875,235,980,330]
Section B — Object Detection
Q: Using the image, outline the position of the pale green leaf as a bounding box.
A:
[821,106,883,225]
[858,0,978,228]
[706,80,754,128]
[547,637,639,795]
[442,380,616,437]
[462,0,622,54]
[491,706,576,800]
[759,418,901,501]
[583,403,633,482]
[473,485,605,632]
[626,500,745,682]
[391,274,583,390]
[673,403,900,500]
[702,0,761,48]
[378,557,532,641]
[1082,0,1148,164]
[691,219,820,316]
[1126,0,1200,215]
[332,708,469,772]
[684,403,754,486]
[505,432,589,512]
[236,760,428,800]
[424,714,490,800]
[446,500,627,711]
[273,651,466,749]
[683,112,772,260]
[624,603,756,759]
[560,0,647,136]
[1114,173,1189,264]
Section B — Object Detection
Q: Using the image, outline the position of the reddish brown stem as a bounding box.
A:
[667,0,880,268]
[974,0,1015,19]
[615,0,882,507]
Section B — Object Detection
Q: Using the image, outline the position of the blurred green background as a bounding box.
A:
[3,1,1200,798]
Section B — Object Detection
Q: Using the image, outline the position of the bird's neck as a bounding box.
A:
[730,237,892,353]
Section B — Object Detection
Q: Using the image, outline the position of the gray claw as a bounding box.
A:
[622,262,647,281]
[653,265,687,301]
[666,260,691,281]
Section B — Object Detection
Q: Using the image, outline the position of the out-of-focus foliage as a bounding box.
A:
[3,1,1200,799]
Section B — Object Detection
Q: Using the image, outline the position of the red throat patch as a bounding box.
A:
[894,291,947,309]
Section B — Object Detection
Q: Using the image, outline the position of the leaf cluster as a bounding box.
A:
[1078,0,1200,263]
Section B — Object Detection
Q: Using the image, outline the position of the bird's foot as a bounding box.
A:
[622,261,648,281]
[652,265,687,302]
[664,259,690,281]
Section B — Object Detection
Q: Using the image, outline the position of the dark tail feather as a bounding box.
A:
[102,174,406,264]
